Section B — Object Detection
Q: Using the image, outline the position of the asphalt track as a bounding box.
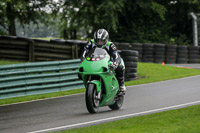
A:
[1,75,200,133]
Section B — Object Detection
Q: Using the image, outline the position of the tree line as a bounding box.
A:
[0,0,200,45]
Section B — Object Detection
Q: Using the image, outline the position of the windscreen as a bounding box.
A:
[86,48,108,61]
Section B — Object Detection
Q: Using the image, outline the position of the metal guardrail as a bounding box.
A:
[0,59,83,99]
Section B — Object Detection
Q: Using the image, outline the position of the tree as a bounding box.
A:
[1,0,200,45]
[0,2,8,35]
[162,0,200,45]
[16,17,60,37]
[111,0,168,43]
[0,0,55,36]
[58,0,124,39]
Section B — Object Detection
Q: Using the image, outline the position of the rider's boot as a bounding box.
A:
[118,77,126,93]
[117,71,126,93]
[119,83,126,92]
[116,65,126,93]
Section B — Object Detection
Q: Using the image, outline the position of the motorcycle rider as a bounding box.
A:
[81,29,126,92]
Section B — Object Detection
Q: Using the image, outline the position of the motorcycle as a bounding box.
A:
[78,47,125,113]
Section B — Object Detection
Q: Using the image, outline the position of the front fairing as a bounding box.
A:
[79,54,112,88]
[80,56,110,74]
[79,47,111,76]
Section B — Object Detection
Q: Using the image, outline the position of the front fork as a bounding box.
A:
[87,76,102,100]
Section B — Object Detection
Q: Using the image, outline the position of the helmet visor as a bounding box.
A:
[95,39,105,45]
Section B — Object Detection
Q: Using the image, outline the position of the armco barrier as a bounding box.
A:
[0,59,83,99]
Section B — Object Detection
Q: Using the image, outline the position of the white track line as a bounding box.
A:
[28,100,200,133]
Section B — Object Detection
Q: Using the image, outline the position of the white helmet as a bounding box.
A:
[94,29,109,47]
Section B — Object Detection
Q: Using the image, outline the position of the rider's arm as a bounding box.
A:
[109,43,121,67]
[81,41,92,61]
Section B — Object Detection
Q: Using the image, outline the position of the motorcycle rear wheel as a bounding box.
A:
[85,84,100,113]
[109,95,124,110]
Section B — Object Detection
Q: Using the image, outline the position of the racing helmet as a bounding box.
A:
[94,29,109,47]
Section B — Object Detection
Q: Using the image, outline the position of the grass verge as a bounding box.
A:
[57,104,200,133]
[1,62,200,105]
[126,63,200,86]
[0,60,23,65]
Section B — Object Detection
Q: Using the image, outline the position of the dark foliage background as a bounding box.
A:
[1,0,200,45]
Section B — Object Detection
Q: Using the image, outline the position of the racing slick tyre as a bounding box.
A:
[85,84,100,113]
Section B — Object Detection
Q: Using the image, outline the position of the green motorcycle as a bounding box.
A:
[78,47,125,113]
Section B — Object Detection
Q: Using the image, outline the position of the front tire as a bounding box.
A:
[109,95,124,110]
[85,84,100,113]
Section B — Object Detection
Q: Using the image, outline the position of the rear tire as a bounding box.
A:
[85,84,100,113]
[109,95,124,110]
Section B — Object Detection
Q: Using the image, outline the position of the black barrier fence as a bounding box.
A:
[0,35,200,63]
[0,36,86,62]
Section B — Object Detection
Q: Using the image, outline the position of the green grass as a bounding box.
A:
[125,63,200,86]
[0,60,23,65]
[57,104,200,133]
[1,62,200,105]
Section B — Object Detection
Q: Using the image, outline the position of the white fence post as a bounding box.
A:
[190,12,198,46]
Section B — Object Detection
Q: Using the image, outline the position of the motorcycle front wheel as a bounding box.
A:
[85,83,100,113]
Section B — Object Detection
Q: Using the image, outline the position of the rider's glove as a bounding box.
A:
[109,62,118,70]
[81,57,85,63]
